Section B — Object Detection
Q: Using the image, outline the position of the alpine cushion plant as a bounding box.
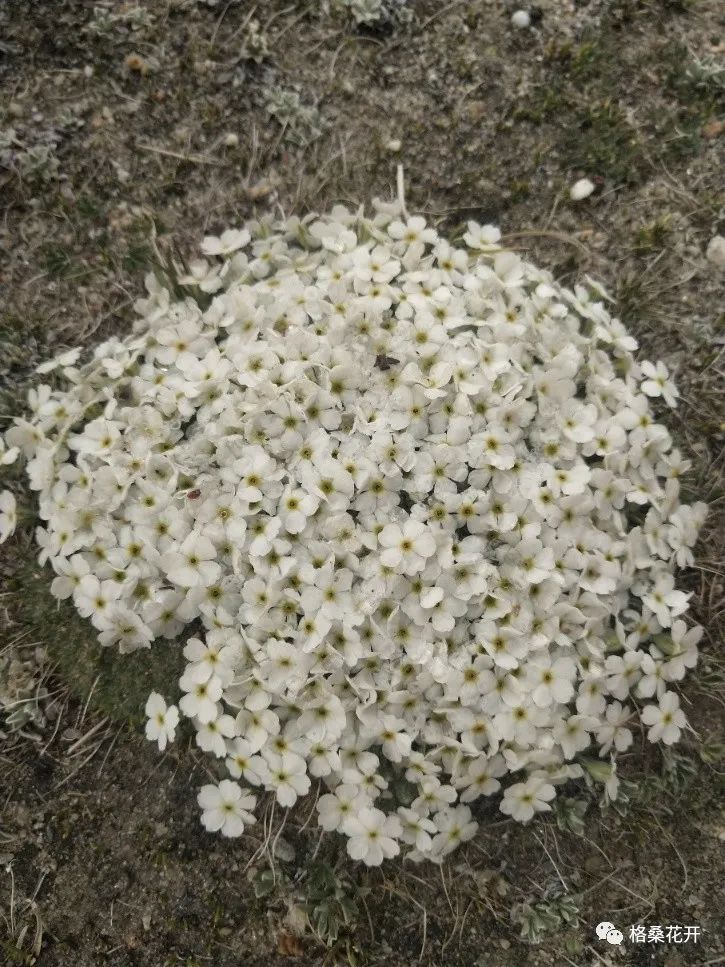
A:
[0,198,707,865]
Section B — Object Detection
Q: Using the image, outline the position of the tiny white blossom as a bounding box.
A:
[144,692,179,751]
[500,777,556,822]
[198,780,256,837]
[0,490,18,544]
[343,808,402,866]
[201,228,251,256]
[3,201,705,863]
[641,691,687,745]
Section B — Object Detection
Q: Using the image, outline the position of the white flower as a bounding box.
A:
[641,691,687,745]
[387,216,436,248]
[263,752,311,807]
[500,777,556,822]
[161,532,220,588]
[0,440,19,466]
[201,228,251,257]
[4,200,705,863]
[342,807,402,866]
[317,783,368,832]
[196,712,236,757]
[198,780,256,837]
[144,692,179,751]
[642,574,690,628]
[363,713,413,764]
[378,520,437,574]
[278,486,319,534]
[179,672,223,723]
[0,490,18,544]
[225,738,265,784]
[457,754,506,801]
[528,656,576,707]
[98,605,154,653]
[554,714,597,760]
[596,702,633,755]
[397,807,437,851]
[639,362,679,412]
[74,575,123,630]
[50,554,90,599]
[430,805,478,857]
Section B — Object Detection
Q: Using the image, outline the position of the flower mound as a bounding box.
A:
[0,200,707,865]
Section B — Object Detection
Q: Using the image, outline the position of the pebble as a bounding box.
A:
[224,132,239,147]
[511,9,531,28]
[706,235,725,269]
[125,54,150,75]
[570,177,596,201]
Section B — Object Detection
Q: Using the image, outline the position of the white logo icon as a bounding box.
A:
[596,922,624,945]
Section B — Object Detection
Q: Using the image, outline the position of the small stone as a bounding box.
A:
[386,139,402,153]
[511,9,531,28]
[702,119,724,139]
[465,100,487,123]
[224,132,239,147]
[125,54,150,75]
[245,179,275,200]
[570,177,595,201]
[84,65,94,78]
[706,235,725,269]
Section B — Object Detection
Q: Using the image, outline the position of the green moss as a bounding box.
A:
[543,37,608,83]
[9,560,185,724]
[40,243,74,278]
[508,179,531,202]
[564,100,646,184]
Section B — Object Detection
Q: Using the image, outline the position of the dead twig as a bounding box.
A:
[135,142,225,167]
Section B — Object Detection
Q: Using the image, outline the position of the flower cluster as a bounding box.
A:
[0,199,706,865]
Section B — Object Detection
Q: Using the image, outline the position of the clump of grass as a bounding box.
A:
[1,868,45,967]
[240,18,270,64]
[663,43,725,105]
[564,100,645,185]
[0,318,51,411]
[633,214,673,255]
[542,37,609,83]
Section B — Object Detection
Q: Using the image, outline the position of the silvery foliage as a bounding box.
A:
[0,198,707,864]
[338,0,412,27]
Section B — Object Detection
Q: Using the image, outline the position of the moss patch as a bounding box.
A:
[9,560,185,724]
